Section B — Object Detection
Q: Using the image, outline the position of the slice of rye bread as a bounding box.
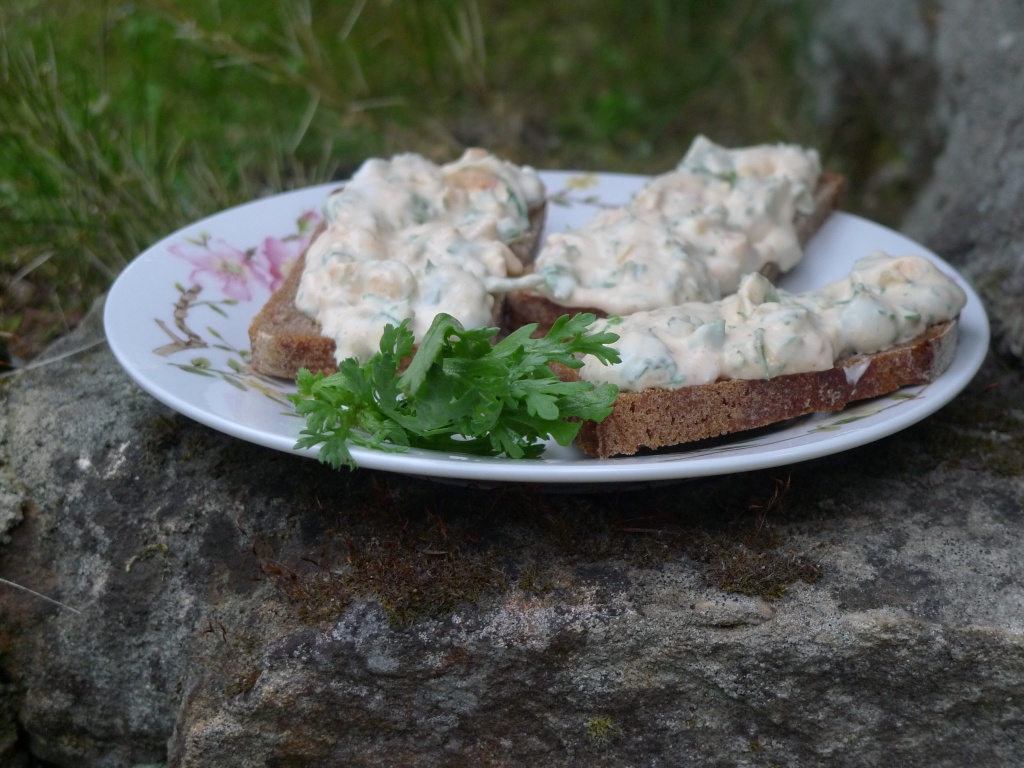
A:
[562,317,959,458]
[500,171,847,335]
[248,201,548,379]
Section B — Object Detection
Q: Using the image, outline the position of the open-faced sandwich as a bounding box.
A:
[503,135,845,334]
[249,148,548,378]
[563,252,965,457]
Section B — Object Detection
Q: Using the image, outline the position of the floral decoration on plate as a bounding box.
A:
[152,209,322,406]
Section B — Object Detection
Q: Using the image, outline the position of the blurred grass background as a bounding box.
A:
[1,0,895,365]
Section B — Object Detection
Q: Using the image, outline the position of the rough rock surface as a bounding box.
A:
[3,2,1024,766]
[1,297,1022,767]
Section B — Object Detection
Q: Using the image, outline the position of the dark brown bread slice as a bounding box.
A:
[501,172,846,335]
[249,203,547,379]
[567,317,959,458]
[249,221,337,379]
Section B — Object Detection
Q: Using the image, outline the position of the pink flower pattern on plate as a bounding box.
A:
[168,210,322,302]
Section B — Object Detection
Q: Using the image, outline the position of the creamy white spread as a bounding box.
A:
[533,135,821,315]
[296,149,545,361]
[579,252,967,392]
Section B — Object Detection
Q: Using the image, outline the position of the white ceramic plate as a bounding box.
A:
[104,171,989,485]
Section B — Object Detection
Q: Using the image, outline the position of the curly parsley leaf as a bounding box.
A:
[290,313,620,469]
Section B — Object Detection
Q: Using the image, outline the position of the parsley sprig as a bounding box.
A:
[290,313,621,468]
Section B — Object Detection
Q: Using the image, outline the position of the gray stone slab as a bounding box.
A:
[1,293,1022,766]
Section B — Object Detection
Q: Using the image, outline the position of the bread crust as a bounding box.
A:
[248,221,337,379]
[501,172,846,335]
[569,318,959,458]
[248,203,547,379]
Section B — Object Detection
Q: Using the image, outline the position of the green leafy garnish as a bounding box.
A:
[290,313,621,469]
